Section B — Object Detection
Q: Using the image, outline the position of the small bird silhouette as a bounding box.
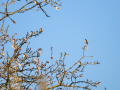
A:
[84,39,88,44]
[105,87,106,90]
[39,28,43,33]
[23,54,26,59]
[44,0,47,2]
[34,0,37,4]
[78,61,81,67]
[30,31,33,37]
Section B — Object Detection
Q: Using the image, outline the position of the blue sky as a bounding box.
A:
[0,0,120,90]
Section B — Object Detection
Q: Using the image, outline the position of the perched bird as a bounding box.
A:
[23,54,26,59]
[84,39,88,44]
[13,39,16,43]
[39,28,43,33]
[34,0,37,5]
[44,0,47,2]
[78,61,81,67]
[105,87,106,90]
[30,31,33,37]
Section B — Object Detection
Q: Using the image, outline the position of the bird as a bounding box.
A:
[13,39,16,43]
[39,28,43,33]
[78,61,81,67]
[34,0,37,5]
[84,39,88,44]
[30,31,33,37]
[23,54,26,59]
[44,0,47,2]
[105,87,106,90]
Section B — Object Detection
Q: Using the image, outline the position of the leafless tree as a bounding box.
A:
[0,0,101,90]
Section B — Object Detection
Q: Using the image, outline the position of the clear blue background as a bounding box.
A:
[0,0,120,90]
